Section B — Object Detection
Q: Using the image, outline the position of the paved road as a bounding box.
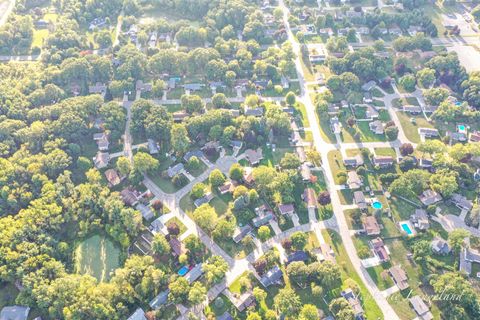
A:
[279,0,401,318]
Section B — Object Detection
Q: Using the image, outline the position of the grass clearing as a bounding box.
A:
[396,111,434,143]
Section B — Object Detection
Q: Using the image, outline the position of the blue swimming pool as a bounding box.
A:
[178,266,189,276]
[455,101,462,106]
[458,125,466,131]
[371,201,383,209]
[401,223,413,235]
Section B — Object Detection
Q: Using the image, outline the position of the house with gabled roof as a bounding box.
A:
[259,265,283,287]
[370,237,390,262]
[410,209,429,230]
[105,169,121,186]
[347,171,363,189]
[94,151,110,169]
[233,225,253,243]
[409,296,433,320]
[245,148,264,166]
[0,306,30,320]
[451,193,473,211]
[419,189,442,206]
[389,265,409,290]
[341,289,364,319]
[372,156,394,168]
[362,215,381,235]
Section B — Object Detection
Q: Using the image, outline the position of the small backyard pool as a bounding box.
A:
[371,201,383,210]
[399,221,415,236]
[178,266,189,276]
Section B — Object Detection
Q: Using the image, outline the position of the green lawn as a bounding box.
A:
[322,230,384,320]
[374,147,397,158]
[293,101,310,128]
[392,97,419,108]
[396,111,434,143]
[367,265,394,290]
[327,150,345,184]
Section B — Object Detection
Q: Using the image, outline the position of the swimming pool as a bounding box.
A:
[458,125,466,131]
[371,201,383,209]
[178,266,189,276]
[400,222,414,235]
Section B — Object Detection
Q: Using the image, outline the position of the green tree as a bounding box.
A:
[152,234,170,256]
[329,298,355,320]
[188,282,207,305]
[169,276,190,303]
[274,288,301,317]
[258,226,271,241]
[133,152,159,173]
[171,124,191,155]
[203,255,228,284]
[299,304,319,320]
[285,91,296,106]
[448,229,470,254]
[290,231,308,251]
[191,183,206,200]
[209,169,226,187]
[116,156,131,176]
[229,163,244,181]
[192,204,218,234]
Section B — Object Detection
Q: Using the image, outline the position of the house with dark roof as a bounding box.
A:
[403,105,422,114]
[136,80,152,92]
[0,306,30,320]
[136,203,154,221]
[389,265,409,290]
[245,108,264,117]
[223,290,255,312]
[419,189,442,206]
[418,128,439,138]
[341,289,364,319]
[451,193,473,211]
[149,290,169,309]
[431,237,450,255]
[373,156,394,168]
[361,80,376,91]
[218,181,235,195]
[419,158,433,169]
[127,308,147,320]
[469,131,480,142]
[147,139,159,154]
[233,225,253,243]
[88,82,107,95]
[410,209,429,230]
[183,150,204,162]
[259,265,283,287]
[344,154,364,167]
[167,163,184,178]
[216,312,233,320]
[370,237,390,262]
[353,191,367,211]
[278,204,295,216]
[194,192,214,208]
[253,212,274,227]
[287,251,309,264]
[409,296,433,320]
[172,111,189,122]
[460,246,480,275]
[93,132,109,151]
[183,83,204,92]
[362,215,381,235]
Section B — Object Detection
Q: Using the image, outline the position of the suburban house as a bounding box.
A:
[330,116,342,134]
[0,306,30,320]
[183,83,204,92]
[389,265,409,291]
[259,265,283,288]
[419,158,433,169]
[218,181,235,195]
[363,91,373,103]
[105,169,121,187]
[243,167,255,186]
[419,189,442,206]
[410,209,430,230]
[121,188,140,207]
[88,82,107,95]
[409,296,433,320]
[245,148,264,166]
[361,80,376,91]
[94,151,110,169]
[372,156,394,168]
[286,251,309,265]
[93,132,109,151]
[370,237,390,262]
[362,215,381,235]
[341,289,364,319]
[451,193,473,211]
[185,263,203,284]
[167,163,184,178]
[431,237,451,255]
[300,163,312,182]
[127,308,147,320]
[344,154,364,167]
[183,150,204,162]
[353,191,367,211]
[136,203,154,221]
[169,238,185,256]
[224,290,255,312]
[232,225,253,243]
[172,111,189,122]
[347,171,363,189]
[317,243,336,263]
[217,312,234,320]
[147,139,159,154]
[366,105,379,119]
[460,246,480,275]
[194,192,214,208]
[245,108,264,117]
[369,120,384,135]
[403,105,422,114]
[149,290,169,310]
[136,80,152,92]
[303,188,317,209]
[418,128,440,138]
[278,204,295,216]
[469,131,480,142]
[252,212,274,227]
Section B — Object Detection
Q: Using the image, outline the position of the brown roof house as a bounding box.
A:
[303,188,317,209]
[362,215,381,236]
[410,209,430,231]
[104,169,121,187]
[245,148,264,166]
[278,204,295,216]
[94,151,110,169]
[389,265,409,291]
[353,191,367,211]
[370,237,390,262]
